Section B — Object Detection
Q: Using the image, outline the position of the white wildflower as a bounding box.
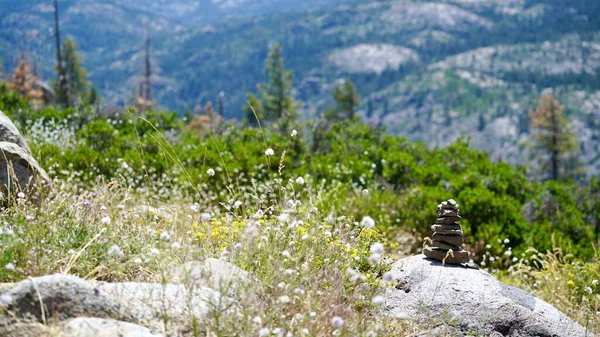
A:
[150,248,160,256]
[291,129,298,137]
[370,242,384,254]
[107,245,123,258]
[207,168,215,176]
[347,268,366,283]
[200,213,211,222]
[309,312,316,318]
[360,216,375,228]
[259,328,270,337]
[5,263,15,271]
[252,316,262,326]
[171,242,181,249]
[133,258,143,264]
[265,148,275,156]
[584,286,593,294]
[160,231,171,241]
[101,216,111,225]
[362,189,369,196]
[331,316,344,329]
[17,192,25,199]
[278,295,290,304]
[504,238,510,244]
[190,203,200,212]
[285,200,296,209]
[296,176,305,185]
[369,253,382,265]
[372,295,385,305]
[281,250,291,258]
[592,279,598,285]
[234,200,243,208]
[278,213,291,223]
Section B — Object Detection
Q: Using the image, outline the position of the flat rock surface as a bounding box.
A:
[60,317,163,337]
[170,258,263,297]
[97,282,223,337]
[382,254,589,337]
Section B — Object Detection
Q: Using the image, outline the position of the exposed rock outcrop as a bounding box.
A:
[382,254,589,337]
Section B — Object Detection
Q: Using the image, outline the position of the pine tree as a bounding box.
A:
[259,43,300,127]
[329,79,360,121]
[529,94,580,180]
[54,37,90,107]
[53,0,69,107]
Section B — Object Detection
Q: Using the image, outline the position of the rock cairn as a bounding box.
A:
[423,199,470,264]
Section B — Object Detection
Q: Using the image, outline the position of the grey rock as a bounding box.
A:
[59,317,163,337]
[0,141,50,201]
[97,282,223,337]
[431,240,461,251]
[435,216,462,224]
[1,274,134,324]
[431,233,464,247]
[430,226,463,235]
[171,258,263,297]
[0,110,30,152]
[436,208,459,218]
[423,247,469,264]
[0,321,59,337]
[383,255,589,337]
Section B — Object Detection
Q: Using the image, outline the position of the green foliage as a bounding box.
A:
[4,86,599,266]
[329,79,360,121]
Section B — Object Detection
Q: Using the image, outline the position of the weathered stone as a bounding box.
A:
[97,282,223,336]
[0,141,50,202]
[171,258,263,297]
[436,208,459,218]
[431,224,462,235]
[0,110,30,152]
[435,216,462,224]
[1,274,134,324]
[431,233,464,247]
[423,247,469,264]
[383,255,588,337]
[431,240,461,251]
[59,317,163,337]
[0,321,59,337]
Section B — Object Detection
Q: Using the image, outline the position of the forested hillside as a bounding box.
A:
[1,0,600,175]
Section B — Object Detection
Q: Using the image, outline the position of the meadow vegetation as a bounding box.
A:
[0,86,599,334]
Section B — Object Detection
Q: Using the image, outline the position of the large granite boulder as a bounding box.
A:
[0,141,50,195]
[382,255,589,337]
[0,110,30,152]
[0,110,50,203]
[97,282,223,337]
[0,274,134,328]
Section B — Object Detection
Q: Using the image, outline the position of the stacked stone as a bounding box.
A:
[423,199,470,264]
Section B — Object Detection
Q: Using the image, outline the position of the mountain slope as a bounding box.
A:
[1,0,599,175]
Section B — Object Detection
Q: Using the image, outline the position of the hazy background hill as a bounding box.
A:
[1,0,599,175]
